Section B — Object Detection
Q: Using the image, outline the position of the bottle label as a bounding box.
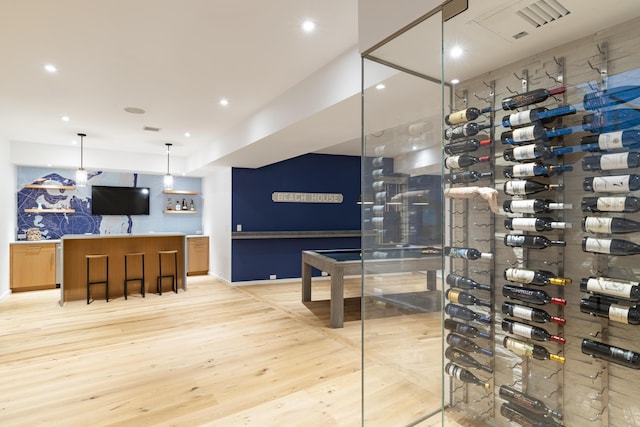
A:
[448,110,468,125]
[596,197,627,212]
[506,181,528,195]
[505,338,533,356]
[584,217,613,233]
[585,238,612,254]
[512,126,536,142]
[510,218,539,231]
[609,305,630,324]
[610,347,635,362]
[513,145,536,160]
[600,153,629,170]
[448,249,468,259]
[505,235,526,246]
[508,200,536,213]
[513,164,536,177]
[448,290,461,304]
[587,277,634,299]
[506,268,535,283]
[511,323,534,337]
[593,176,631,192]
[509,111,533,127]
[598,131,624,150]
[445,157,461,169]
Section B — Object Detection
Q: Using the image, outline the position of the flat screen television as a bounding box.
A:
[91,185,150,215]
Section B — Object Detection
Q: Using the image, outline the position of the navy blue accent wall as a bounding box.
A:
[231,153,361,282]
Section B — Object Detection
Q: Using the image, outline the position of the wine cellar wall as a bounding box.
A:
[444,16,640,427]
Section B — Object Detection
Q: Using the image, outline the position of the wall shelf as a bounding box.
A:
[163,210,198,214]
[24,184,76,190]
[24,208,75,213]
[163,190,198,195]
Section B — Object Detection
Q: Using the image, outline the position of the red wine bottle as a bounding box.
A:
[504,268,571,286]
[582,216,640,234]
[444,318,491,340]
[502,86,566,110]
[504,180,561,196]
[503,163,572,178]
[502,319,566,344]
[582,152,640,171]
[504,199,571,214]
[445,273,492,292]
[582,339,640,369]
[503,336,565,363]
[444,138,492,155]
[444,246,493,260]
[445,289,492,308]
[583,174,640,193]
[500,403,563,427]
[584,86,640,110]
[444,154,490,170]
[501,124,572,145]
[581,196,640,213]
[503,284,566,306]
[583,108,640,133]
[503,144,559,161]
[445,347,493,373]
[445,122,491,140]
[499,385,563,420]
[580,276,640,301]
[504,234,566,249]
[502,302,566,325]
[504,217,570,232]
[445,362,490,388]
[580,130,640,151]
[446,170,493,184]
[582,236,640,255]
[445,107,490,125]
[580,296,640,325]
[445,303,491,324]
[446,333,493,356]
[501,105,576,127]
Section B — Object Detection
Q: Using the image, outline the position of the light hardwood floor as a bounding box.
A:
[0,275,462,426]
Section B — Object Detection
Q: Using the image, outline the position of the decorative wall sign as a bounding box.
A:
[271,192,343,203]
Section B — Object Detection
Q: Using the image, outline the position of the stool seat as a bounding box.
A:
[157,250,179,295]
[86,254,109,304]
[124,252,145,300]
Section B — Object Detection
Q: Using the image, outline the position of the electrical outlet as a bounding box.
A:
[236,224,242,232]
[269,274,276,280]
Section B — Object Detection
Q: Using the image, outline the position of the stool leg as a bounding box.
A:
[141,254,146,298]
[157,252,163,295]
[105,257,109,303]
[173,251,178,293]
[86,257,90,304]
[124,255,129,300]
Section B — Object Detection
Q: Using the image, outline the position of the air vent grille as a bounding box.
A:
[516,0,570,28]
[143,126,161,132]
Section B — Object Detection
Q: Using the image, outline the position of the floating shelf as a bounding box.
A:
[163,210,198,214]
[24,208,75,213]
[163,190,198,195]
[24,184,76,190]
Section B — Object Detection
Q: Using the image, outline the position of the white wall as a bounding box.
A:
[202,166,232,282]
[0,135,15,300]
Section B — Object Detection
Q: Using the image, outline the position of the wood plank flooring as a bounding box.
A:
[0,275,462,426]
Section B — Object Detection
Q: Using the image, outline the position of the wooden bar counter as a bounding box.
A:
[60,233,186,304]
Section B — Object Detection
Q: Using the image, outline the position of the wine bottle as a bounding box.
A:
[582,339,640,369]
[501,105,576,127]
[583,108,640,133]
[503,284,567,306]
[581,130,640,151]
[503,302,566,325]
[189,199,195,210]
[444,154,490,170]
[582,236,640,255]
[445,289,492,308]
[445,363,490,388]
[504,199,572,214]
[503,144,558,162]
[582,216,640,234]
[503,163,572,178]
[583,175,640,193]
[444,246,492,260]
[445,273,492,292]
[502,86,566,110]
[445,122,491,140]
[445,347,493,373]
[445,303,491,324]
[445,107,490,125]
[503,336,565,363]
[500,403,563,427]
[166,197,172,210]
[504,180,561,196]
[500,124,572,145]
[444,138,492,155]
[446,333,493,356]
[580,296,640,325]
[444,318,491,340]
[582,152,640,172]
[499,385,563,420]
[504,234,566,249]
[446,170,493,183]
[175,200,181,211]
[582,196,640,213]
[504,217,570,232]
[504,268,571,286]
[502,319,566,344]
[584,86,640,110]
[580,276,640,301]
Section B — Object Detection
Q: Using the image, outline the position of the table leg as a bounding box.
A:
[330,269,344,328]
[426,270,437,291]
[302,261,312,302]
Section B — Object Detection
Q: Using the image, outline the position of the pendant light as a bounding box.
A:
[75,133,88,187]
[163,143,174,190]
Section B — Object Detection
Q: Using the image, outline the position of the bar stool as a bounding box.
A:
[86,254,109,304]
[157,250,179,295]
[124,252,145,299]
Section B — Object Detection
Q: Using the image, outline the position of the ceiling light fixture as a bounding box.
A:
[302,20,316,33]
[376,84,386,90]
[184,132,191,138]
[450,46,463,58]
[164,143,174,190]
[219,98,229,107]
[61,116,70,122]
[451,78,460,85]
[44,64,57,73]
[76,133,88,187]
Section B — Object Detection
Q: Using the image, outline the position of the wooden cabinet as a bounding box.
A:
[187,236,209,276]
[10,243,57,291]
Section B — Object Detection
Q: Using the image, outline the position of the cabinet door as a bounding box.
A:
[10,244,57,291]
[187,237,209,275]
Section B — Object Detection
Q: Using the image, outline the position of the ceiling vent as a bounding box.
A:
[516,0,571,28]
[143,126,161,132]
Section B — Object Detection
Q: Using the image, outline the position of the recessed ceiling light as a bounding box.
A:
[184,132,191,138]
[71,139,77,145]
[376,84,386,90]
[124,107,146,114]
[302,20,316,33]
[451,79,460,85]
[219,98,229,106]
[44,64,57,73]
[450,46,463,58]
[61,116,70,122]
